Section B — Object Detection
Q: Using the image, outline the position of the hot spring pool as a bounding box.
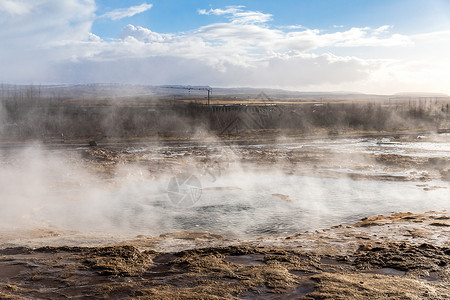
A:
[52,172,450,239]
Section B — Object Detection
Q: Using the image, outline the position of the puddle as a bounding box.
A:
[319,258,350,268]
[284,279,316,298]
[224,254,265,266]
[289,270,319,277]
[0,263,29,279]
[363,267,406,276]
[420,271,441,282]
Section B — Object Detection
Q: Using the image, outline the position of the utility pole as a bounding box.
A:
[207,88,211,106]
[162,85,212,107]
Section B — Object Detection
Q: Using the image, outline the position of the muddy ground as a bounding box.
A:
[0,212,449,299]
[0,132,449,299]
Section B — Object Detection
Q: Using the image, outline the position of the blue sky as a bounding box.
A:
[1,0,450,94]
[92,0,450,36]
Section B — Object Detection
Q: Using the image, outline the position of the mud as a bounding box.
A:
[0,212,449,299]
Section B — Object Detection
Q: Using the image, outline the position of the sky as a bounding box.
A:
[1,0,450,94]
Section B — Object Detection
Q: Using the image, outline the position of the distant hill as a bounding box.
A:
[0,83,447,101]
[394,92,448,97]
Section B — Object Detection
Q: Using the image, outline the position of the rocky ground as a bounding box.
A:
[79,132,450,183]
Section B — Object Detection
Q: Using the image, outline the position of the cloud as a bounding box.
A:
[325,27,413,47]
[47,53,375,89]
[0,0,96,82]
[199,5,272,24]
[0,0,95,44]
[119,24,166,42]
[278,25,307,30]
[100,3,152,21]
[0,0,31,16]
[373,25,392,35]
[191,23,412,56]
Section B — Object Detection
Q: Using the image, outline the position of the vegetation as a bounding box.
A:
[0,86,449,140]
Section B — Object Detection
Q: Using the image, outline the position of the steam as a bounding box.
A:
[0,137,448,241]
[0,87,449,242]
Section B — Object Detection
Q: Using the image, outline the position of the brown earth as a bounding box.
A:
[0,211,449,299]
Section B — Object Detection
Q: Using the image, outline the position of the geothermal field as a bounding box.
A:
[0,86,449,299]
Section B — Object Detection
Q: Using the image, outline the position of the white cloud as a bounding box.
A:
[100,3,152,21]
[331,29,413,47]
[198,6,245,16]
[0,0,96,82]
[191,23,412,56]
[46,53,375,89]
[0,0,95,44]
[278,25,307,30]
[119,24,166,42]
[199,5,272,24]
[373,25,392,35]
[88,32,101,42]
[0,0,31,16]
